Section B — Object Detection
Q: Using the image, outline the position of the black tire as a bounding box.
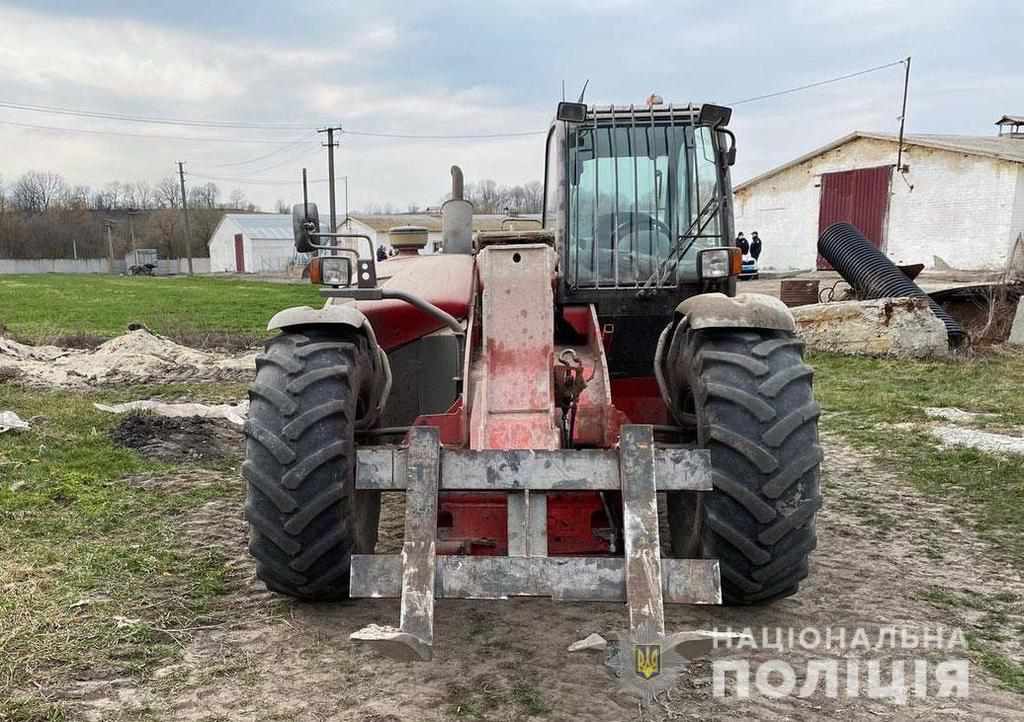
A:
[244,328,381,601]
[666,327,822,604]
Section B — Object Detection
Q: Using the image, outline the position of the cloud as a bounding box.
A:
[0,0,1021,214]
[0,6,242,101]
[0,6,397,103]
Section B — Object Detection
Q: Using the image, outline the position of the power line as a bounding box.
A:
[342,128,546,139]
[728,59,906,106]
[192,141,319,179]
[207,137,314,167]
[186,171,332,186]
[0,56,909,158]
[0,100,309,130]
[0,119,307,144]
[0,98,547,139]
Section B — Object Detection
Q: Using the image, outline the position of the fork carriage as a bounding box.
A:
[349,425,719,660]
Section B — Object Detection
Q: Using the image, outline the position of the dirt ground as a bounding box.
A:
[110,414,244,464]
[54,433,1024,722]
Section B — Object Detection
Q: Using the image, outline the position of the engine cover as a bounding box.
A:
[352,254,476,350]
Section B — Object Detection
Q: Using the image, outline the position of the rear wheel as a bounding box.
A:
[244,328,381,601]
[666,326,822,604]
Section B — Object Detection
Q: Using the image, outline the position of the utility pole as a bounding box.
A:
[127,209,140,251]
[318,126,342,232]
[344,175,350,229]
[896,56,912,174]
[105,222,115,274]
[177,161,194,275]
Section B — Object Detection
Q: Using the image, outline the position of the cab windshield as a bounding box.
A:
[567,123,723,288]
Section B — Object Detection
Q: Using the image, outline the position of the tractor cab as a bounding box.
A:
[543,100,741,377]
[546,101,739,310]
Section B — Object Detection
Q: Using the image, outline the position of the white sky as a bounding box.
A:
[0,1,1020,213]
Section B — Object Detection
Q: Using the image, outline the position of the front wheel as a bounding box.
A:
[666,326,822,604]
[244,328,381,601]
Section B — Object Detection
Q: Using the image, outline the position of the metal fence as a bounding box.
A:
[0,258,210,275]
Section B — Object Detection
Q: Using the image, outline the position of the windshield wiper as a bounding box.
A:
[638,194,720,295]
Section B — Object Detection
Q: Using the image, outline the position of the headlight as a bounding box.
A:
[321,257,351,286]
[698,247,741,279]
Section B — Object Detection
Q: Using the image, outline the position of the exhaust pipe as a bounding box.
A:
[451,165,464,201]
[442,165,473,254]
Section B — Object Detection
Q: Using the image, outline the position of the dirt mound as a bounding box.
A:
[0,329,257,387]
[111,414,243,464]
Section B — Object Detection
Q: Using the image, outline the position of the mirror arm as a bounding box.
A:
[718,128,737,166]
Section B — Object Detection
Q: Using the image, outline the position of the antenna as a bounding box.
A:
[577,79,590,103]
[562,79,566,102]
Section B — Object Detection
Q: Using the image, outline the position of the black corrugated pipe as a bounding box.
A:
[818,222,964,346]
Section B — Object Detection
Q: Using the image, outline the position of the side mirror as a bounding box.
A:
[698,103,732,127]
[292,202,320,253]
[557,101,588,123]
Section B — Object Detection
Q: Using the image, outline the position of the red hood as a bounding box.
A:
[352,254,475,350]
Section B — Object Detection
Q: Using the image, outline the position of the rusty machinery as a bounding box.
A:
[243,99,822,669]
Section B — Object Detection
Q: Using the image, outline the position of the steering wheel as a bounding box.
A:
[614,213,671,244]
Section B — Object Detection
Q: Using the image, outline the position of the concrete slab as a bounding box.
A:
[791,296,949,358]
[1010,302,1024,346]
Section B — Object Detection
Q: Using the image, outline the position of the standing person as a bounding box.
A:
[376,244,388,262]
[750,231,763,261]
[736,232,749,256]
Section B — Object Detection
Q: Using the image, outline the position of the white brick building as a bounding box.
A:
[208,213,317,273]
[733,129,1024,271]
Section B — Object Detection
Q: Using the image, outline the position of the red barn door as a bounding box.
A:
[817,166,891,270]
[234,233,245,272]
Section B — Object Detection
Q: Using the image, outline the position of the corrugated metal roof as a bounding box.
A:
[735,131,1024,192]
[226,213,294,241]
[883,132,1024,164]
[205,213,329,248]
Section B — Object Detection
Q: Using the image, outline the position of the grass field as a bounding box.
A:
[810,350,1024,691]
[0,274,323,347]
[4,277,1024,715]
[811,349,1024,563]
[0,382,252,721]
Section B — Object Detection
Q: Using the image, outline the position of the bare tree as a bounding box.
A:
[156,176,180,209]
[11,171,67,213]
[523,181,543,213]
[275,199,289,214]
[124,180,154,210]
[228,188,247,210]
[152,210,180,255]
[441,179,543,214]
[188,182,220,209]
[103,181,123,209]
[63,185,92,209]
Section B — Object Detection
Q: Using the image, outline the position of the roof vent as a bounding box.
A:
[996,115,1024,138]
